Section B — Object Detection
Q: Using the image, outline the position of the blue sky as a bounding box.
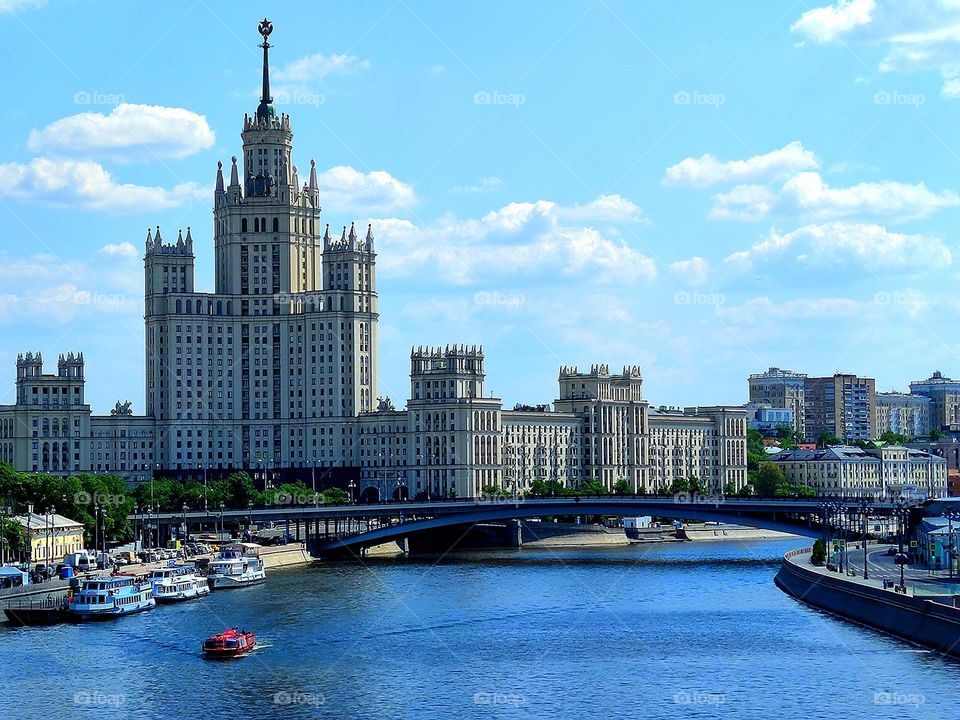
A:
[1,0,959,413]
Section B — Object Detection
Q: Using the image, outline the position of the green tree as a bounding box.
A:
[1,518,24,559]
[754,462,786,496]
[816,432,842,448]
[578,477,607,496]
[737,483,755,497]
[481,484,510,498]
[931,428,945,441]
[878,430,910,445]
[811,538,826,566]
[723,481,737,496]
[321,487,349,505]
[612,478,631,495]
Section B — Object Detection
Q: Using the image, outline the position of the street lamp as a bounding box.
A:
[944,511,960,580]
[348,479,356,505]
[218,502,225,542]
[182,503,188,543]
[311,455,318,506]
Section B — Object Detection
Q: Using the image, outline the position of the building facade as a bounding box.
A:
[748,367,806,436]
[876,392,931,438]
[770,445,946,498]
[13,511,85,564]
[909,371,960,433]
[803,373,876,443]
[0,21,749,501]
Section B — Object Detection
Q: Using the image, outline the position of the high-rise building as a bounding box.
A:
[876,392,931,438]
[804,373,876,442]
[747,367,806,436]
[909,371,960,433]
[0,20,748,499]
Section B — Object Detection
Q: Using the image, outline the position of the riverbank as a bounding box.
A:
[520,521,798,548]
[775,547,960,658]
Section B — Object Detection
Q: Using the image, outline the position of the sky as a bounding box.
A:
[1,0,959,413]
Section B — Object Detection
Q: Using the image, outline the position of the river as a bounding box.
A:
[2,538,958,719]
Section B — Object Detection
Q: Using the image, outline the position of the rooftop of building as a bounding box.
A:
[12,512,84,529]
[771,444,943,463]
[748,366,807,380]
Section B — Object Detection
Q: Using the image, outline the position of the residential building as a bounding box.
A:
[770,445,946,498]
[0,21,748,501]
[804,373,876,443]
[876,392,931,438]
[909,371,960,433]
[746,404,794,436]
[748,367,806,436]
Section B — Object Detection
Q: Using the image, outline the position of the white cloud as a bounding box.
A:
[663,141,820,188]
[792,1,960,96]
[430,65,446,75]
[98,242,138,259]
[0,158,207,212]
[374,197,656,285]
[724,221,951,273]
[669,257,710,285]
[791,0,876,43]
[28,104,215,162]
[451,176,504,194]
[711,171,960,221]
[0,0,44,11]
[315,166,416,214]
[271,52,371,101]
[553,194,648,224]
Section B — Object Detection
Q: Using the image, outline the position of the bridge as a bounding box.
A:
[130,495,916,558]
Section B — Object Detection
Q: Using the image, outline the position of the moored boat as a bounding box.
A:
[202,627,256,658]
[147,566,211,603]
[66,575,155,621]
[207,543,266,589]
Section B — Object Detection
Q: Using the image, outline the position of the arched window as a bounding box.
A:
[273,217,279,232]
[254,218,259,232]
[242,218,248,232]
[226,301,232,314]
[176,299,182,314]
[216,300,223,315]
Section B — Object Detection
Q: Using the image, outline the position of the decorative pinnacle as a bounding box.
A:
[256,18,274,118]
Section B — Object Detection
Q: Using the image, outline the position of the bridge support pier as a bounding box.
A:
[507,520,522,548]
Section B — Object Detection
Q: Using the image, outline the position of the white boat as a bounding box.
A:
[67,575,155,620]
[147,566,211,603]
[207,543,266,589]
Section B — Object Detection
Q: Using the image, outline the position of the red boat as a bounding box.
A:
[201,627,256,658]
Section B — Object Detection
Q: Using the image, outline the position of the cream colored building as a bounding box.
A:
[13,511,85,564]
[770,445,946,498]
[0,21,751,502]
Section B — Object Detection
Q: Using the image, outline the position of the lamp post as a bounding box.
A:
[860,498,869,580]
[218,502,225,542]
[182,503,188,543]
[348,479,356,505]
[944,511,960,580]
[26,503,33,565]
[312,455,318,506]
[203,463,209,513]
[94,503,100,560]
[895,498,908,592]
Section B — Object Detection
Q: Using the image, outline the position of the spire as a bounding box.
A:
[185,226,193,252]
[323,223,331,242]
[348,221,357,242]
[366,223,374,243]
[340,225,347,242]
[229,156,239,186]
[256,18,275,123]
[215,161,224,193]
[309,159,317,190]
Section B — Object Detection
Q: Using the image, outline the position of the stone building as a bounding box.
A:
[909,371,960,433]
[0,20,748,501]
[748,367,806,436]
[876,392,931,438]
[804,373,876,443]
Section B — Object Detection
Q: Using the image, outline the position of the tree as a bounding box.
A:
[754,462,786,496]
[816,432,841,448]
[321,487,349,505]
[481,484,510,498]
[811,538,826,566]
[1,518,24,559]
[931,428,945,441]
[578,477,607,496]
[723,481,737,496]
[737,483,755,497]
[612,478,631,495]
[669,477,691,495]
[528,478,568,497]
[878,430,910,445]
